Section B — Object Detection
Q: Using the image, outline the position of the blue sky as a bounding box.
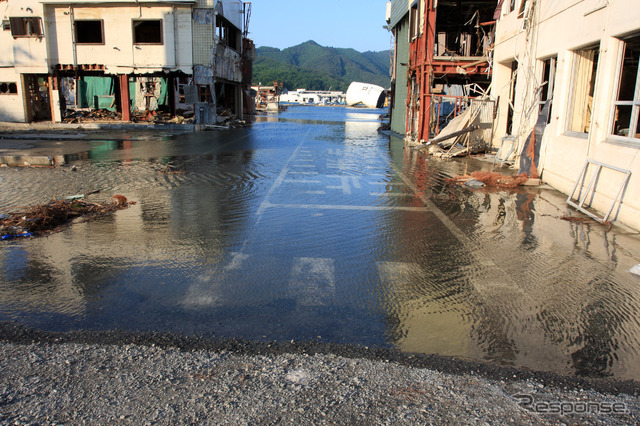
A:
[248,0,391,52]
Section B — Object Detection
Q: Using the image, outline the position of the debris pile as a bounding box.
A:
[1,195,135,240]
[213,109,247,128]
[63,109,121,123]
[131,111,194,124]
[448,171,529,188]
[419,98,492,158]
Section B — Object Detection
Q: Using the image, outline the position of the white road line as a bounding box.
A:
[289,257,335,306]
[283,179,322,184]
[262,202,430,212]
[225,252,250,270]
[256,132,309,218]
[377,261,423,288]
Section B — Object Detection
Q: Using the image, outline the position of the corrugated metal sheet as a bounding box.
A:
[390,19,409,134]
[218,0,243,31]
[389,0,411,28]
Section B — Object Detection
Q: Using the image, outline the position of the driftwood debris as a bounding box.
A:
[1,195,135,240]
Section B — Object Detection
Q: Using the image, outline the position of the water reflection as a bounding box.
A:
[0,106,639,380]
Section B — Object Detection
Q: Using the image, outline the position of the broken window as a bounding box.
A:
[409,1,420,41]
[538,56,556,120]
[0,82,18,95]
[518,0,527,18]
[9,17,42,37]
[75,20,104,44]
[506,60,518,135]
[216,17,238,50]
[133,20,163,44]
[610,34,640,142]
[198,85,212,103]
[567,46,599,133]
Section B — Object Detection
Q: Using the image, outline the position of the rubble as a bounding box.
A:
[0,195,135,239]
[448,171,530,188]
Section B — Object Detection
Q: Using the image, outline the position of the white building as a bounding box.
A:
[0,0,251,124]
[279,89,345,105]
[491,0,640,230]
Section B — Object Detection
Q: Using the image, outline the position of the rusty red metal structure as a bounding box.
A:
[404,0,495,142]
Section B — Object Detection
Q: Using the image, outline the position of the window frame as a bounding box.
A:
[9,16,42,38]
[132,19,163,45]
[607,34,640,147]
[215,16,238,51]
[538,56,557,117]
[409,0,420,41]
[566,45,600,135]
[74,19,105,45]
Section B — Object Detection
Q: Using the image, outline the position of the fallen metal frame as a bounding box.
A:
[567,159,631,223]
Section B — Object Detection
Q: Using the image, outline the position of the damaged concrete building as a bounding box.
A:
[0,0,253,124]
[388,0,640,230]
[491,0,640,230]
[386,0,496,143]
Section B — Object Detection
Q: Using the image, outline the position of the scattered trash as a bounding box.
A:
[0,195,135,239]
[630,264,640,277]
[464,179,485,188]
[448,171,529,188]
[1,227,33,240]
[63,194,85,200]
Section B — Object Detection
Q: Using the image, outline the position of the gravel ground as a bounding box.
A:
[1,325,638,425]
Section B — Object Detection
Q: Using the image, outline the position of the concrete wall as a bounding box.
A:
[1,0,49,74]
[492,0,640,230]
[44,4,193,74]
[0,70,26,122]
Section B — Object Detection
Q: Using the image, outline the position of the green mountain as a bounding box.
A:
[252,40,391,92]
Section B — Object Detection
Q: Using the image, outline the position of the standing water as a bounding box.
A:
[1,106,639,381]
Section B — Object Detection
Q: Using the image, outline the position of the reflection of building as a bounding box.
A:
[0,0,253,124]
[386,0,495,141]
[490,0,640,230]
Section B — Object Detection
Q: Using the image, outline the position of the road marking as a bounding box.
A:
[326,176,362,195]
[289,171,319,175]
[290,164,316,168]
[225,252,250,270]
[283,179,322,184]
[304,191,326,195]
[377,261,423,285]
[289,257,335,306]
[256,130,310,218]
[262,202,430,212]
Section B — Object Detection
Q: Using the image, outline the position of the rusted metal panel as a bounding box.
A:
[118,74,130,122]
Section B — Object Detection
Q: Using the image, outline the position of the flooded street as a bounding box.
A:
[1,106,640,381]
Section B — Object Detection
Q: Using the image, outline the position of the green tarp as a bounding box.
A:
[77,76,116,111]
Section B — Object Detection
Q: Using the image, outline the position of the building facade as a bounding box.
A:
[0,0,252,124]
[491,0,640,230]
[387,0,496,141]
